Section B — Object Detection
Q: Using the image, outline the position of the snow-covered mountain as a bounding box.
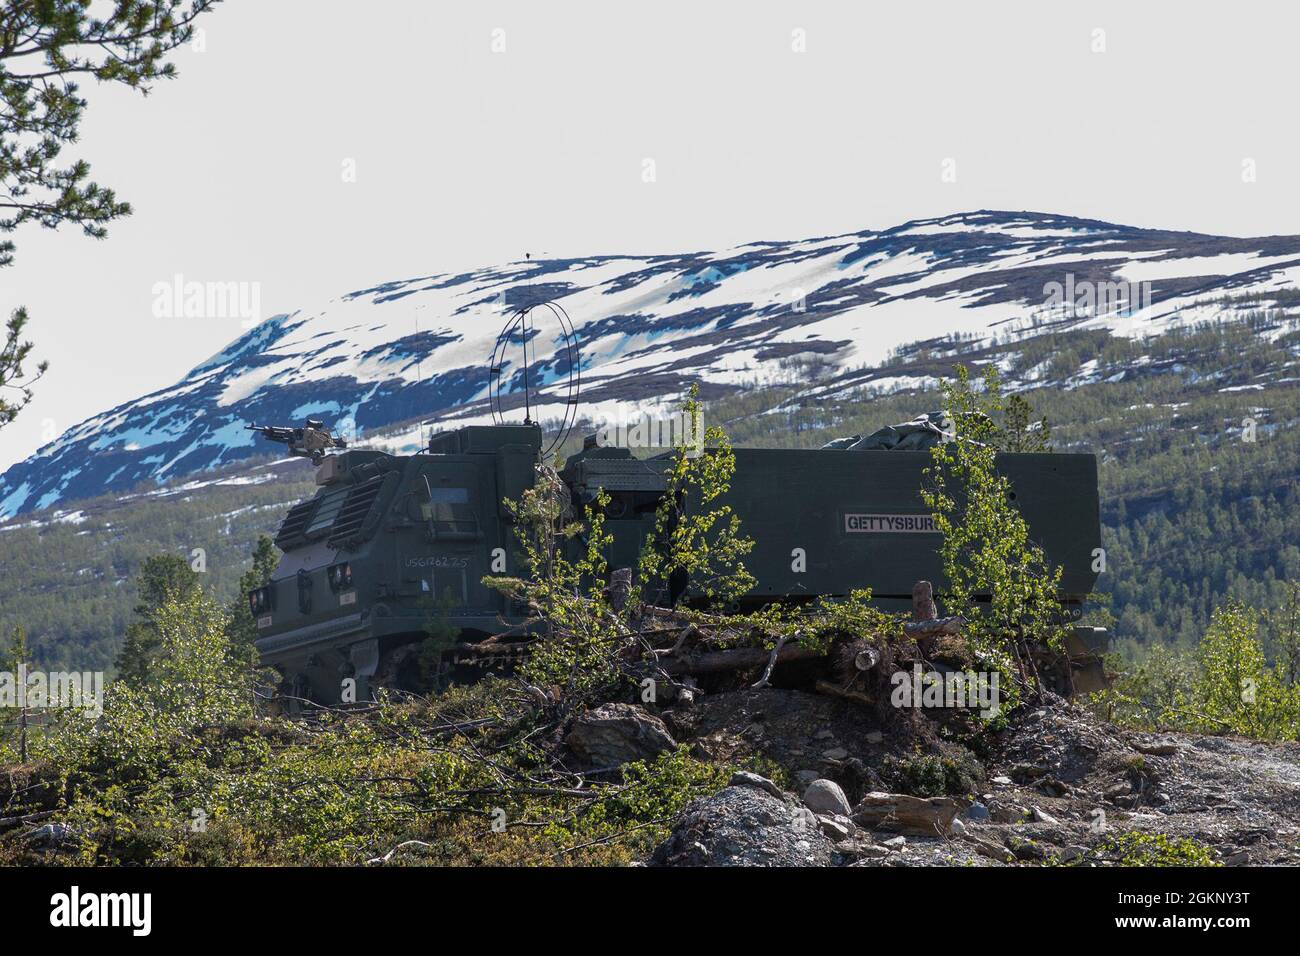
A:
[4,209,1300,517]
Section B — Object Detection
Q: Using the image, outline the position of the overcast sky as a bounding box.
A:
[2,0,1297,468]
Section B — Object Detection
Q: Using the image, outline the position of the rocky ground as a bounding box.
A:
[639,688,1300,866]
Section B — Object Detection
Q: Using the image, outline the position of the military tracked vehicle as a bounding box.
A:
[250,419,1107,703]
[250,302,1106,703]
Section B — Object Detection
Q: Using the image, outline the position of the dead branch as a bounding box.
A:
[652,624,698,659]
[366,840,434,865]
[0,809,55,830]
[752,630,803,689]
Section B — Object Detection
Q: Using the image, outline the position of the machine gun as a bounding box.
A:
[247,419,348,464]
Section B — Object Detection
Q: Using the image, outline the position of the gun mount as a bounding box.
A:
[248,419,348,464]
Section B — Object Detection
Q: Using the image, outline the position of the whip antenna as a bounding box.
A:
[414,308,427,448]
[489,294,580,459]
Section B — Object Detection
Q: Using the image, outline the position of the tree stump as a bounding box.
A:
[605,567,633,613]
[912,580,938,621]
[830,637,884,687]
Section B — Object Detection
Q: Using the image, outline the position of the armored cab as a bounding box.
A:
[253,425,540,701]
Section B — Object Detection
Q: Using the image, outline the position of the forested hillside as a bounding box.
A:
[0,463,314,671]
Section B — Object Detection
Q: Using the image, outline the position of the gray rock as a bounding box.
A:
[1008,837,1046,861]
[1037,778,1070,797]
[566,703,676,768]
[822,747,849,760]
[653,785,835,866]
[1031,807,1060,825]
[816,814,854,842]
[23,822,79,848]
[795,769,821,790]
[991,775,1013,786]
[1221,848,1250,867]
[967,836,1013,863]
[729,770,786,801]
[965,801,991,822]
[1011,762,1048,780]
[865,731,884,744]
[671,684,698,708]
[1134,739,1180,756]
[991,803,1029,824]
[882,835,907,849]
[802,779,852,816]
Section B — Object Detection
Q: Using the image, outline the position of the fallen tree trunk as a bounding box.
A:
[661,645,822,676]
[0,809,55,830]
[830,636,886,686]
[902,615,965,639]
[852,645,881,672]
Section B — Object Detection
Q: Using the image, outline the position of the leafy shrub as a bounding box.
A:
[1091,596,1300,741]
[1092,831,1220,867]
[921,365,1069,708]
[882,750,982,797]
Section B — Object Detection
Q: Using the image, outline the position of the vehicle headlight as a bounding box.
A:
[327,562,352,591]
[248,586,273,614]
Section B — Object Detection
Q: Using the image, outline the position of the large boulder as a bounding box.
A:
[802,779,852,817]
[652,784,835,866]
[566,703,676,768]
[852,791,961,836]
